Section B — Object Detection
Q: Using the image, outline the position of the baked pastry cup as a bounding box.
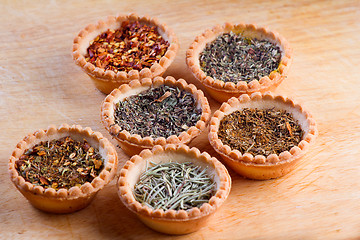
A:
[186,22,292,102]
[72,13,179,94]
[209,92,317,180]
[101,76,211,156]
[118,144,231,235]
[8,124,118,214]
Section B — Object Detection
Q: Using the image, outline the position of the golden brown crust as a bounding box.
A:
[101,76,211,156]
[186,22,292,102]
[8,124,118,213]
[208,92,317,180]
[72,13,179,94]
[117,144,231,234]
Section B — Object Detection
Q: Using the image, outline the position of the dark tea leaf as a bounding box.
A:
[114,85,202,138]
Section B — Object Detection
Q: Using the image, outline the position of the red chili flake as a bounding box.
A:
[40,177,50,185]
[37,150,46,156]
[85,20,170,72]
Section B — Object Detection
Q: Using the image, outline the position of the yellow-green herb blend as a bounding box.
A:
[15,136,104,190]
[200,32,281,83]
[218,108,303,156]
[134,161,215,211]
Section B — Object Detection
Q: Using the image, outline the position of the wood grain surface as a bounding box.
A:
[1,0,360,239]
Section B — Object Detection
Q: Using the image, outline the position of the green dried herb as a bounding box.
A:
[15,136,104,189]
[114,85,202,138]
[218,108,303,156]
[200,32,281,83]
[134,161,215,211]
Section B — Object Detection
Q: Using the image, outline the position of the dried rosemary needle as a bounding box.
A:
[133,161,215,211]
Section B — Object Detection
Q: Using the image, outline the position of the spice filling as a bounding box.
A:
[114,85,202,138]
[15,136,104,190]
[134,161,215,211]
[85,20,169,72]
[199,32,281,83]
[218,108,303,156]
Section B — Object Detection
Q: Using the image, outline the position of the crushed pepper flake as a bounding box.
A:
[85,20,169,73]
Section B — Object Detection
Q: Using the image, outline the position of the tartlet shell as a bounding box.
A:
[8,124,118,213]
[101,76,211,156]
[117,144,231,235]
[186,22,292,102]
[72,13,179,94]
[209,92,317,180]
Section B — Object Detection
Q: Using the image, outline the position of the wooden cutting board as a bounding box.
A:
[1,0,359,239]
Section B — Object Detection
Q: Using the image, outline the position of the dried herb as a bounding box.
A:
[200,32,281,83]
[218,108,303,156]
[134,161,215,211]
[85,20,169,72]
[114,85,202,138]
[15,136,104,189]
